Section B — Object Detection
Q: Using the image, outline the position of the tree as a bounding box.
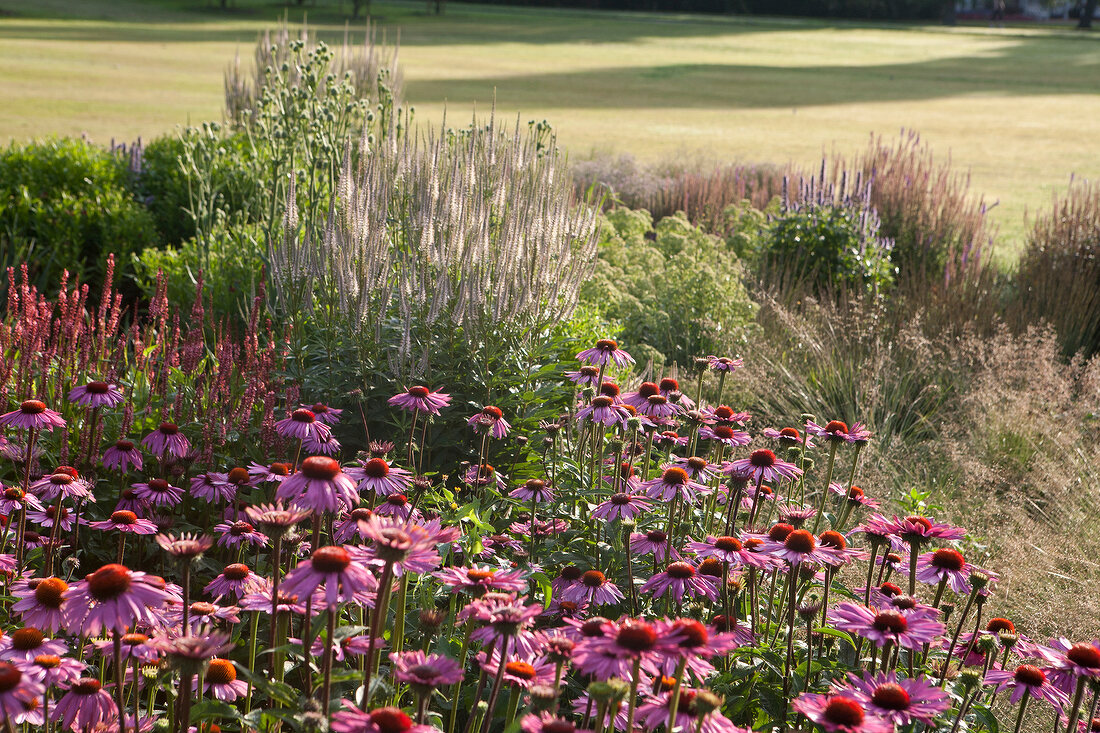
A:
[1079,0,1098,28]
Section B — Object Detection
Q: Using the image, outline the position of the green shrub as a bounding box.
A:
[0,138,158,292]
[135,222,265,321]
[580,208,756,366]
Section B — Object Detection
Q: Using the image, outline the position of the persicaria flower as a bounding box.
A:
[388,386,452,415]
[576,339,634,368]
[0,400,65,432]
[67,381,124,409]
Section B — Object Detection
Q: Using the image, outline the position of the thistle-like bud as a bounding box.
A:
[693,691,724,715]
[693,357,709,374]
[606,678,631,702]
[976,634,999,656]
[969,570,991,591]
[958,670,982,689]
[626,416,642,432]
[528,684,559,712]
[1000,633,1019,649]
[419,608,447,630]
[588,681,615,703]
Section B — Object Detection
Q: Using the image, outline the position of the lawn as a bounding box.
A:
[3,0,1100,254]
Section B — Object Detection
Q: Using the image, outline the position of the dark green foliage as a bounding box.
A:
[580,208,756,367]
[0,138,158,293]
[764,204,895,294]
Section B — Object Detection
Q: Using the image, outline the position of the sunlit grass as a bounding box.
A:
[2,0,1099,254]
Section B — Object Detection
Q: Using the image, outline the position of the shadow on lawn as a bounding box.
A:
[401,37,1100,109]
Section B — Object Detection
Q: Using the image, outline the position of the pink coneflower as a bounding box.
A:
[0,661,44,722]
[592,492,652,521]
[376,493,418,521]
[303,402,343,426]
[468,406,511,439]
[884,515,966,544]
[282,545,377,608]
[190,473,236,504]
[478,651,555,689]
[333,508,375,544]
[669,456,716,483]
[562,570,624,606]
[131,478,184,508]
[391,650,464,694]
[276,457,359,514]
[245,502,312,539]
[169,601,241,630]
[655,618,751,677]
[708,355,743,372]
[1036,639,1100,691]
[698,424,751,448]
[347,458,412,497]
[638,689,751,733]
[204,563,267,600]
[67,381,124,409]
[622,382,661,411]
[388,386,452,415]
[239,589,307,616]
[831,484,879,509]
[200,658,247,701]
[638,394,678,420]
[642,466,706,502]
[274,408,332,444]
[11,577,68,632]
[576,396,629,428]
[725,449,802,484]
[985,665,1068,708]
[27,505,77,532]
[576,339,634,368]
[358,515,455,575]
[30,472,92,503]
[915,548,973,594]
[434,566,527,597]
[806,419,860,444]
[62,563,174,635]
[0,487,43,517]
[304,430,341,455]
[792,693,892,733]
[16,652,86,687]
[332,705,439,733]
[248,461,294,485]
[763,426,814,449]
[102,439,143,473]
[0,628,67,663]
[212,520,267,549]
[630,530,677,563]
[603,461,642,491]
[51,677,117,730]
[838,671,949,726]
[640,561,717,602]
[463,463,507,491]
[510,478,555,503]
[686,535,755,567]
[140,421,191,458]
[760,529,835,568]
[656,377,693,408]
[829,602,945,651]
[575,618,674,680]
[566,364,604,386]
[0,400,65,432]
[521,713,593,733]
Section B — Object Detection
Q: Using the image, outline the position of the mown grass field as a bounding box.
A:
[3,0,1099,252]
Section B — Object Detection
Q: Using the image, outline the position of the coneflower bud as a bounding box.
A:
[693,691,723,715]
[693,357,709,373]
[543,437,555,450]
[976,634,998,655]
[969,570,990,591]
[802,457,815,472]
[957,670,981,689]
[941,602,955,623]
[588,681,615,704]
[798,597,822,622]
[528,685,559,712]
[785,447,803,463]
[419,609,447,629]
[580,387,595,402]
[607,438,624,455]
[515,436,528,448]
[801,413,817,423]
[1000,633,1019,649]
[606,679,630,702]
[626,416,642,432]
[302,712,328,733]
[620,520,636,540]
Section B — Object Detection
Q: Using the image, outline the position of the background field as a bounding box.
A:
[2,0,1099,253]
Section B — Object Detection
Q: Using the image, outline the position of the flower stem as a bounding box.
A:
[624,658,642,733]
[361,560,394,710]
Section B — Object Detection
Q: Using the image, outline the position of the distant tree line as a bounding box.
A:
[449,0,945,19]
